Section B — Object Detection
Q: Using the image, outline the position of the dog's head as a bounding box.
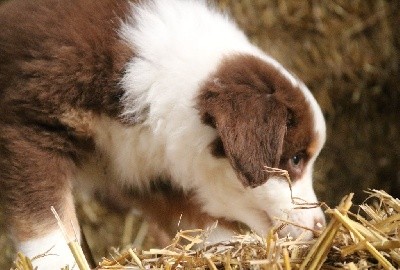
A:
[119,0,326,239]
[195,54,326,239]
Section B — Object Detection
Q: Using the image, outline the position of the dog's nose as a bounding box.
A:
[313,217,326,237]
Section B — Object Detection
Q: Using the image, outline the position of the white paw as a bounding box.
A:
[204,223,235,244]
[30,253,76,270]
[17,230,77,270]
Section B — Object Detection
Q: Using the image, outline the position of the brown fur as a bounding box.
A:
[0,0,133,118]
[0,125,76,240]
[98,182,243,244]
[0,0,133,240]
[197,54,316,187]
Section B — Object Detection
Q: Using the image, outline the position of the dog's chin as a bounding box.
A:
[271,211,322,240]
[242,209,317,240]
[275,224,315,240]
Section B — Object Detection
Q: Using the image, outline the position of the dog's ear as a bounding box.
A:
[199,87,288,188]
[217,95,287,187]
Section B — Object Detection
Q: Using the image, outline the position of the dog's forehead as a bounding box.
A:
[209,54,289,95]
[202,54,315,123]
[233,55,316,154]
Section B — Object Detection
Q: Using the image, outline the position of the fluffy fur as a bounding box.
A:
[0,0,326,269]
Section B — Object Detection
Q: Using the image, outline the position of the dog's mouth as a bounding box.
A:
[240,208,275,235]
[269,213,320,240]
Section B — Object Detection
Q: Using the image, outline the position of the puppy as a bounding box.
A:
[0,0,326,268]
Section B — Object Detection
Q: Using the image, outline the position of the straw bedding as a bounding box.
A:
[11,189,400,269]
[94,190,400,270]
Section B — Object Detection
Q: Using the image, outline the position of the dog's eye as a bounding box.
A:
[290,154,303,167]
[282,152,308,180]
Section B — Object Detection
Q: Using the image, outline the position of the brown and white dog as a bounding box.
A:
[0,0,326,268]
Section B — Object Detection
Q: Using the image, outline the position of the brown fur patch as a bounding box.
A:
[197,54,316,187]
[60,109,96,139]
[0,124,76,241]
[0,0,133,240]
[0,0,133,120]
[98,179,242,243]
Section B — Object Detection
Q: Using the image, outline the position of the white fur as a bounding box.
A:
[18,230,77,270]
[119,0,262,122]
[15,193,80,269]
[89,0,326,240]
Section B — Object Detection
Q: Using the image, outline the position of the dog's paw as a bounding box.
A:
[17,230,77,270]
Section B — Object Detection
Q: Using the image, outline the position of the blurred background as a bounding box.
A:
[1,0,399,268]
